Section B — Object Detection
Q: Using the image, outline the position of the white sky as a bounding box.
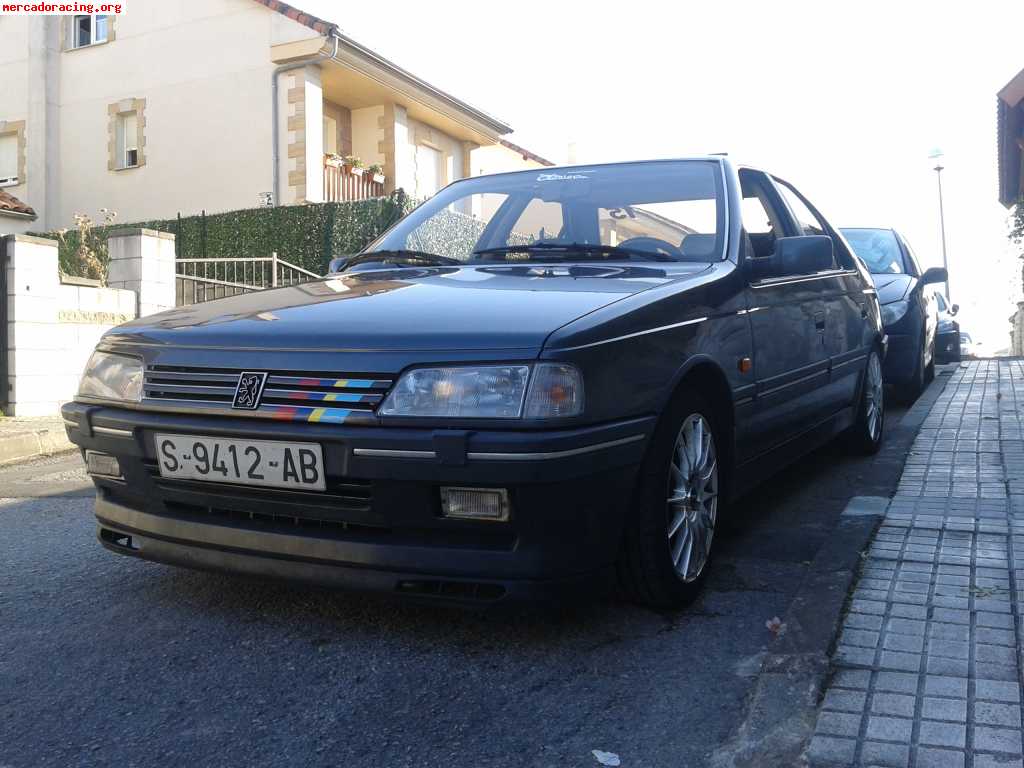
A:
[304,0,1024,351]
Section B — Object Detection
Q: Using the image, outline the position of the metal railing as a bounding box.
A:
[323,158,386,203]
[175,253,320,306]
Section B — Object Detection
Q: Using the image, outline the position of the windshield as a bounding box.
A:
[366,160,725,263]
[840,228,906,274]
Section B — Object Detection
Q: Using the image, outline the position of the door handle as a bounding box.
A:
[813,311,826,331]
[859,302,868,319]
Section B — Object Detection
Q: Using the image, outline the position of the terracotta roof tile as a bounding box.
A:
[251,0,337,35]
[0,189,36,218]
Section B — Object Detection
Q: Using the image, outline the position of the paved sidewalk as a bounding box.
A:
[0,414,73,465]
[807,359,1024,768]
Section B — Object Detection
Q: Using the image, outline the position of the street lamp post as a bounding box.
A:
[929,149,951,301]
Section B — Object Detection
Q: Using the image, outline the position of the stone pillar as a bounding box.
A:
[284,65,324,204]
[3,234,60,416]
[383,103,413,195]
[106,228,176,317]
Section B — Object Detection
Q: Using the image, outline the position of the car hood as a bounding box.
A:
[870,273,914,304]
[105,263,710,352]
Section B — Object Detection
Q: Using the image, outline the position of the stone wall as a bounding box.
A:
[3,229,175,416]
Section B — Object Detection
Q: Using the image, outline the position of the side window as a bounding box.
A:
[775,180,845,269]
[738,169,791,261]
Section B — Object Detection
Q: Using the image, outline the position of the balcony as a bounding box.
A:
[323,157,386,203]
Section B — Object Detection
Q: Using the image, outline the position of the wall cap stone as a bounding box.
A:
[107,228,176,241]
[59,274,102,287]
[2,234,58,247]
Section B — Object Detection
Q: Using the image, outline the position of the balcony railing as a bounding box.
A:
[323,158,386,202]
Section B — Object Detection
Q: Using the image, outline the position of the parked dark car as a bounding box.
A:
[839,227,946,400]
[63,158,885,609]
[934,291,961,364]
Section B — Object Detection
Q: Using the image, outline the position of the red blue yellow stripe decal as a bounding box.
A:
[261,404,375,425]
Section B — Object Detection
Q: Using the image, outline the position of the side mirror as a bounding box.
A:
[951,303,959,316]
[327,255,355,274]
[775,235,834,276]
[920,266,948,285]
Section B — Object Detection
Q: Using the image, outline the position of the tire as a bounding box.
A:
[924,340,936,384]
[896,339,926,403]
[846,348,885,455]
[618,386,725,609]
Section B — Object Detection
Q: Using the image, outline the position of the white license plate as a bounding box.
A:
[154,434,326,491]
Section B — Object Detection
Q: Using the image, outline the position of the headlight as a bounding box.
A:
[77,351,143,403]
[379,363,583,419]
[880,300,910,326]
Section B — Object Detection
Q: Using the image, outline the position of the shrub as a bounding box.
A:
[34,191,415,279]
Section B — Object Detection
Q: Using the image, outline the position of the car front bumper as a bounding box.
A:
[62,402,654,603]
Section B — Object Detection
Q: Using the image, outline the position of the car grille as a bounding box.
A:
[142,365,393,424]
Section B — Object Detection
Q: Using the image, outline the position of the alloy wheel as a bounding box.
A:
[666,413,719,582]
[865,353,883,441]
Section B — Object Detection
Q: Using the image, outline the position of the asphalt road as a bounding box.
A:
[0,390,925,768]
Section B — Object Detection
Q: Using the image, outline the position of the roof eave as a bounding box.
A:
[329,31,512,137]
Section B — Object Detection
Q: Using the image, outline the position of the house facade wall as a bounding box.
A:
[0,0,319,230]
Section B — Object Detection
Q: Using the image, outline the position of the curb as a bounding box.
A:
[0,424,74,466]
[710,368,956,767]
[709,497,886,767]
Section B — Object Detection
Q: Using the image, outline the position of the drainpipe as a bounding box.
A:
[271,34,339,206]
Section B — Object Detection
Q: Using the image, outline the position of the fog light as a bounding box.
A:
[440,487,510,522]
[86,450,122,479]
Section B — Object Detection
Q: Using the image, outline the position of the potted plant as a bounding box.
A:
[324,153,345,168]
[343,155,364,176]
[367,163,385,184]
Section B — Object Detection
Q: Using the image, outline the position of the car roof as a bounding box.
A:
[449,156,731,184]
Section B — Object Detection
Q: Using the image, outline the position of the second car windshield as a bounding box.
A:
[840,228,906,274]
[364,160,725,264]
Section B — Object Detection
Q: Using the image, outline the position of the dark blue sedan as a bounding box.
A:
[839,228,948,401]
[63,158,885,608]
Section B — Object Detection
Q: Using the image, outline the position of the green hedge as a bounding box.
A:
[36,191,415,279]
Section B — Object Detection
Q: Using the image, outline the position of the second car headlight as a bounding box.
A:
[77,351,143,403]
[880,300,910,326]
[379,363,583,419]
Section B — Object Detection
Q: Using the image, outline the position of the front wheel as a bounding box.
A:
[619,387,724,609]
[845,349,885,455]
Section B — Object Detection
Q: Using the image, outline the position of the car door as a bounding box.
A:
[774,178,864,410]
[739,169,830,458]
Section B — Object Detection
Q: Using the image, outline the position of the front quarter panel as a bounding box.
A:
[540,261,752,425]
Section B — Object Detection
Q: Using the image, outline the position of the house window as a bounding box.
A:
[108,98,146,171]
[68,14,110,49]
[116,112,139,169]
[0,133,18,186]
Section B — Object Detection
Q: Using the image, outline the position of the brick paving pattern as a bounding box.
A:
[808,360,1024,768]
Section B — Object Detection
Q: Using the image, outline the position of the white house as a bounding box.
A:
[0,0,551,231]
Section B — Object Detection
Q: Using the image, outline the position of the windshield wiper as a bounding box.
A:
[342,249,463,271]
[472,242,677,262]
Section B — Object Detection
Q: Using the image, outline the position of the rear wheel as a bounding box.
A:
[619,387,724,609]
[846,349,885,454]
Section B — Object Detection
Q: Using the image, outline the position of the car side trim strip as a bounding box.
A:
[353,434,647,462]
[93,425,134,438]
[466,434,646,461]
[352,448,437,459]
[555,317,708,352]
